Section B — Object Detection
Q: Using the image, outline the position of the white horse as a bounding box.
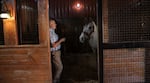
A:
[79,21,98,53]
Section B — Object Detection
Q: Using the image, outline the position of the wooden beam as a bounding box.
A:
[3,0,18,45]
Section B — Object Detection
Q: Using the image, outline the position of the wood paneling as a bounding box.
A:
[0,47,49,65]
[0,46,51,83]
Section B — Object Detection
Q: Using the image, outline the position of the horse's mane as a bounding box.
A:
[92,21,97,32]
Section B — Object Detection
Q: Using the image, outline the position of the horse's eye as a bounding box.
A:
[89,27,92,29]
[89,26,93,30]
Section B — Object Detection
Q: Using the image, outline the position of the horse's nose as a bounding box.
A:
[79,36,84,43]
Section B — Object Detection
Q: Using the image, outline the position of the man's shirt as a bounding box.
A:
[50,29,61,51]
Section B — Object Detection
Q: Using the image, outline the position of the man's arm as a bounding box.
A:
[52,38,66,48]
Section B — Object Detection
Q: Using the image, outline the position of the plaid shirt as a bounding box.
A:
[50,29,61,52]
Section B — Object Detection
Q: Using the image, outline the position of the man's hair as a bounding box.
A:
[49,18,56,24]
[49,18,55,21]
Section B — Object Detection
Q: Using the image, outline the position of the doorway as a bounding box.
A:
[49,0,99,82]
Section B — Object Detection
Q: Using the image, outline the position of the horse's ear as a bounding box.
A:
[89,17,93,22]
[84,17,94,24]
[89,21,94,26]
[83,18,88,24]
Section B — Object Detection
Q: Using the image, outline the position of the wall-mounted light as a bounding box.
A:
[0,0,11,19]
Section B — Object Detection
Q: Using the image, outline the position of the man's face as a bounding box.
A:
[49,20,57,29]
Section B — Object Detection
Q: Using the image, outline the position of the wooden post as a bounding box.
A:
[38,0,50,46]
[3,0,18,45]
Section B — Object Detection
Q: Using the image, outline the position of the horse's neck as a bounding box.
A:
[91,31,98,41]
[88,21,98,49]
[89,33,97,48]
[91,23,98,40]
[89,25,98,46]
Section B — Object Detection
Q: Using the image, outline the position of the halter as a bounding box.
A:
[83,25,94,40]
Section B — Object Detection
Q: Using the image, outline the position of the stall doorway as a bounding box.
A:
[49,0,99,82]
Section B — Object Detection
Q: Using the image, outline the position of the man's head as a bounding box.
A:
[49,19,57,29]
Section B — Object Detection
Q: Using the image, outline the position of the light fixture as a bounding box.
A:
[76,3,81,9]
[73,2,84,11]
[0,0,11,19]
[0,11,10,19]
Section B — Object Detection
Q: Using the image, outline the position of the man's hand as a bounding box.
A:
[60,38,66,42]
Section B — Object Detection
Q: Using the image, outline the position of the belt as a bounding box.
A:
[51,49,60,52]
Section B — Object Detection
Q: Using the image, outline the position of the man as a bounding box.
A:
[49,19,66,83]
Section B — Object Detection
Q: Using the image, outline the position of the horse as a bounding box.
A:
[79,21,98,53]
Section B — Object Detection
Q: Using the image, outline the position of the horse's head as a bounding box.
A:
[79,21,95,43]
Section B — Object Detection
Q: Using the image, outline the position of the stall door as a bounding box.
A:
[103,0,150,83]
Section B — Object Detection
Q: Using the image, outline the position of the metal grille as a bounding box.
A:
[104,48,145,83]
[17,0,39,44]
[106,0,150,43]
[103,0,150,83]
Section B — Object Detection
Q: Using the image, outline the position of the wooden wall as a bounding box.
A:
[0,46,51,83]
[0,0,52,83]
